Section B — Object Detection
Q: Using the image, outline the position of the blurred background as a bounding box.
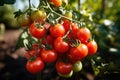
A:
[0,0,120,80]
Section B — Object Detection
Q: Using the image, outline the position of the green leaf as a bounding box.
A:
[15,28,38,50]
[14,9,23,18]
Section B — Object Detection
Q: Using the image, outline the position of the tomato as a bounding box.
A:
[29,22,46,39]
[56,61,72,74]
[50,23,65,38]
[70,44,88,60]
[31,10,47,24]
[54,37,69,53]
[50,0,62,7]
[76,27,91,42]
[62,20,70,33]
[87,40,98,55]
[41,49,57,63]
[25,49,41,60]
[42,35,54,45]
[65,11,72,19]
[72,61,82,72]
[58,70,73,78]
[26,57,44,74]
[70,22,79,38]
[17,13,31,26]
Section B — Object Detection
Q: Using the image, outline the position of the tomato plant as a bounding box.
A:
[14,0,98,79]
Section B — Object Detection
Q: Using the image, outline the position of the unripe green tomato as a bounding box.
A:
[65,11,72,19]
[58,70,73,78]
[72,61,82,72]
[17,13,31,27]
[31,10,47,24]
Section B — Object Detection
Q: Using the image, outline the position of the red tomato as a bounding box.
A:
[62,20,70,33]
[25,50,41,60]
[54,37,69,53]
[50,23,65,38]
[26,57,44,74]
[70,44,88,60]
[41,49,57,63]
[76,27,91,42]
[56,61,72,74]
[42,35,54,45]
[29,22,46,39]
[87,40,98,55]
[70,22,79,38]
[50,0,62,7]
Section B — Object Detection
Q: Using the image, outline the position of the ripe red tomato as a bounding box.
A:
[50,0,62,7]
[87,40,98,55]
[54,37,69,53]
[70,44,88,60]
[25,50,41,60]
[41,49,57,63]
[17,13,31,27]
[62,20,70,33]
[31,10,47,24]
[26,57,44,74]
[56,61,72,74]
[50,23,65,38]
[29,22,46,39]
[76,27,91,42]
[70,22,79,38]
[42,35,54,45]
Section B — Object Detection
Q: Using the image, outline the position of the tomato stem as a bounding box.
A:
[45,0,82,24]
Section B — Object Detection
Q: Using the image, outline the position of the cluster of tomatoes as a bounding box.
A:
[16,0,98,78]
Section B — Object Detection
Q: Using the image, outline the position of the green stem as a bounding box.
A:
[45,0,82,24]
[29,0,31,16]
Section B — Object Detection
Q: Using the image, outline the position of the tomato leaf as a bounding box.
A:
[15,28,38,50]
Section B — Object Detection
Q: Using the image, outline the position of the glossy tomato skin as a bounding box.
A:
[72,61,82,72]
[58,70,73,78]
[76,27,91,42]
[54,37,69,53]
[42,35,54,45]
[50,23,65,38]
[29,23,46,39]
[41,49,57,63]
[31,10,47,24]
[70,22,79,38]
[87,40,98,55]
[62,20,70,33]
[70,44,88,60]
[26,57,44,74]
[50,0,62,7]
[17,13,31,27]
[56,61,72,74]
